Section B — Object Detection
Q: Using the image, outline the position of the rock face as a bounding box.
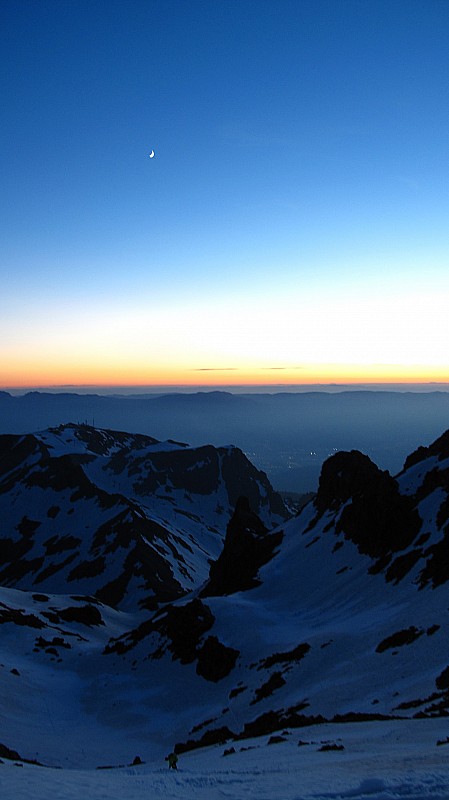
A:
[403,428,449,470]
[6,425,449,767]
[201,496,284,597]
[105,596,240,683]
[315,450,381,513]
[0,424,287,610]
[311,436,449,587]
[315,450,421,560]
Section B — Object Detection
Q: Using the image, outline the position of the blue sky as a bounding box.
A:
[2,0,449,387]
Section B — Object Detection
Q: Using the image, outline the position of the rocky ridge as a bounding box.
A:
[0,423,287,611]
[3,424,449,767]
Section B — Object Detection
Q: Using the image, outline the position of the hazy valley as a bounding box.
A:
[2,389,449,491]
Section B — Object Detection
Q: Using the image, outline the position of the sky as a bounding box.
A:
[1,0,449,389]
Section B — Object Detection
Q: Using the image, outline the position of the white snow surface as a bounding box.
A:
[3,426,449,798]
[2,718,449,800]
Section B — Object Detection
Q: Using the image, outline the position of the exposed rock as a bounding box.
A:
[0,425,287,611]
[376,626,424,653]
[0,742,42,766]
[404,429,449,470]
[42,604,104,627]
[0,606,45,628]
[155,599,215,664]
[237,707,323,740]
[323,453,422,559]
[103,597,215,662]
[318,743,344,751]
[196,635,239,682]
[332,712,399,723]
[176,726,235,754]
[268,735,287,744]
[258,643,310,670]
[436,666,449,691]
[201,497,284,596]
[229,685,247,699]
[385,550,422,584]
[0,743,21,760]
[418,529,449,588]
[315,451,382,513]
[251,672,286,704]
[35,635,71,651]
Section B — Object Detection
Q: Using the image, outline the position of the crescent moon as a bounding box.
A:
[149,150,155,158]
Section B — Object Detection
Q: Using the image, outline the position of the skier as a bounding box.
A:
[166,751,178,770]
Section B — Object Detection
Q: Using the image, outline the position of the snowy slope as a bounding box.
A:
[99,432,449,756]
[3,719,449,800]
[0,424,286,610]
[3,425,449,793]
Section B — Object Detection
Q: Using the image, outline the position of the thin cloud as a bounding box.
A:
[191,366,307,372]
[192,367,240,372]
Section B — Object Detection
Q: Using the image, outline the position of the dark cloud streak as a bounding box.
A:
[192,368,240,372]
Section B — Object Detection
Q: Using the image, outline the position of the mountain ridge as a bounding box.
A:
[0,423,286,612]
[2,422,449,768]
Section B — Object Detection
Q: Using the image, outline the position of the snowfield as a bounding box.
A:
[2,718,449,800]
[4,424,449,799]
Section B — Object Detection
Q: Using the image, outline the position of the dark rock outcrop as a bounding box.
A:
[105,597,239,681]
[315,450,381,513]
[375,626,424,653]
[196,635,239,681]
[154,599,215,664]
[315,451,422,560]
[103,597,214,660]
[404,429,449,470]
[201,497,284,597]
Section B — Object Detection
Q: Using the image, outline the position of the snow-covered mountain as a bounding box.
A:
[0,423,287,610]
[2,423,449,777]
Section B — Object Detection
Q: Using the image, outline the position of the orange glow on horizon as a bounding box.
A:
[2,362,449,390]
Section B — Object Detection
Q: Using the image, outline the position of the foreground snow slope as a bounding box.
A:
[2,719,449,800]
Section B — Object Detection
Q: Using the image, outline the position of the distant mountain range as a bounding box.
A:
[2,421,449,768]
[2,389,449,490]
